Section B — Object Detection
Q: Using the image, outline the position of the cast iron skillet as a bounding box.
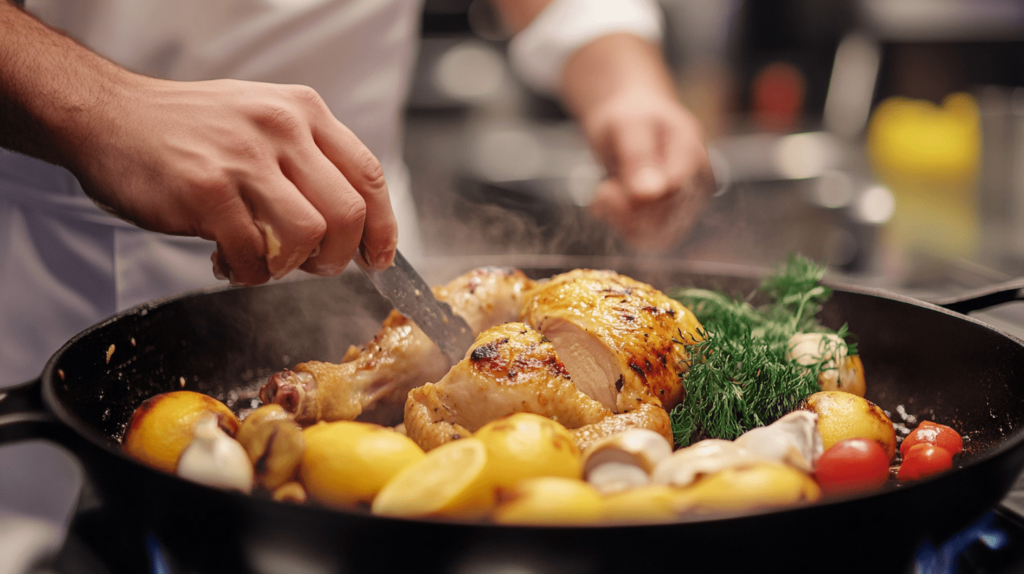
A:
[3,256,1024,574]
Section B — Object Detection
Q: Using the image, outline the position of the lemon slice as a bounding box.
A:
[372,437,494,520]
[301,421,424,509]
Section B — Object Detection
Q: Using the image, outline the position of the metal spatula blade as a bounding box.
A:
[354,250,475,368]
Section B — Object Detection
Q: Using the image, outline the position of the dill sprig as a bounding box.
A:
[668,255,856,447]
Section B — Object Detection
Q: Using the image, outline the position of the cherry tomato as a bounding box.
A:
[898,443,953,481]
[900,421,963,456]
[814,438,890,496]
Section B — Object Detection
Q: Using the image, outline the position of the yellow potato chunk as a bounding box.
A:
[675,462,821,515]
[602,485,687,524]
[474,413,581,488]
[493,477,604,526]
[801,391,897,460]
[301,421,424,509]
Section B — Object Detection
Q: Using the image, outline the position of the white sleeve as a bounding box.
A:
[508,0,665,96]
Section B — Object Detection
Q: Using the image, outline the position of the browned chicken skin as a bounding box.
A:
[520,269,704,449]
[405,322,613,450]
[259,268,537,425]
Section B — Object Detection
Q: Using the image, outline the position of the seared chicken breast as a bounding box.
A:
[520,269,704,447]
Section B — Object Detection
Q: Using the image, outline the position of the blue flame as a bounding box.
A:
[913,512,1008,574]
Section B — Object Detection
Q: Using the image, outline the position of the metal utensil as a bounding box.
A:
[355,249,475,367]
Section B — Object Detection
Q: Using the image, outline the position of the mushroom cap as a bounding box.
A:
[582,428,673,476]
[582,429,674,494]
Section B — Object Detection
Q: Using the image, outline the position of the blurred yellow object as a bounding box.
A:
[866,93,981,258]
[372,437,495,520]
[493,477,604,526]
[122,390,240,474]
[301,421,424,509]
[868,93,980,183]
[474,413,581,489]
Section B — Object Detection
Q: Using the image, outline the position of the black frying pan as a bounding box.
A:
[3,256,1024,574]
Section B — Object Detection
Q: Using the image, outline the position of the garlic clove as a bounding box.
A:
[651,439,764,488]
[177,415,254,493]
[734,411,823,472]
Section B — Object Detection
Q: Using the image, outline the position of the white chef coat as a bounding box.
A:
[0,0,424,535]
[1,0,425,387]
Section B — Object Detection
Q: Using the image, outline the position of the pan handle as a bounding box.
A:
[0,378,69,445]
[931,278,1024,314]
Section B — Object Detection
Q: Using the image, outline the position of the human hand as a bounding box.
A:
[70,77,398,285]
[0,5,395,285]
[558,33,715,251]
[583,91,715,251]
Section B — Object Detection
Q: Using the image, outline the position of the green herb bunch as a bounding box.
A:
[668,255,856,447]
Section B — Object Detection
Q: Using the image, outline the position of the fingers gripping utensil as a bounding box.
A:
[355,250,475,368]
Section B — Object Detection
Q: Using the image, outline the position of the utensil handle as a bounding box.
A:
[932,278,1024,314]
[0,378,67,445]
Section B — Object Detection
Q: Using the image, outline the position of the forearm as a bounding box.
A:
[559,33,676,122]
[0,0,141,168]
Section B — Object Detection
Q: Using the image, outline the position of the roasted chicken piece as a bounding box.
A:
[520,269,705,449]
[259,268,537,425]
[405,322,613,450]
[406,269,705,452]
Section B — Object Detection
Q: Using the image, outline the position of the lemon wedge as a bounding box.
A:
[372,437,494,520]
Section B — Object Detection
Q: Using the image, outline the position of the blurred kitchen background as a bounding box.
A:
[8,1,1024,570]
[403,0,1024,332]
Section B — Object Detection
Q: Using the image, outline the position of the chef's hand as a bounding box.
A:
[0,1,397,286]
[84,77,399,285]
[563,34,715,251]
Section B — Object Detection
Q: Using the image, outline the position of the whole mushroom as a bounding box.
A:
[582,429,673,494]
[235,404,305,490]
[785,332,865,396]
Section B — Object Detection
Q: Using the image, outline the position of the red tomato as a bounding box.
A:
[814,438,890,496]
[898,443,954,481]
[900,421,963,456]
